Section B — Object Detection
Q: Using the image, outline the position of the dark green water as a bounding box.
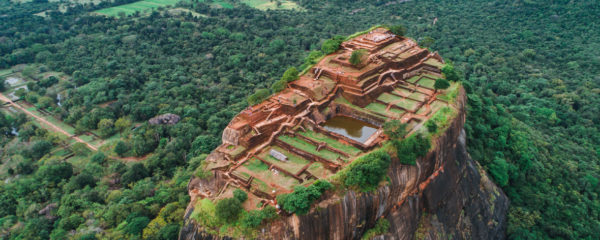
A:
[322,116,378,144]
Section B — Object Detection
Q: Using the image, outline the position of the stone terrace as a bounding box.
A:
[202,28,454,210]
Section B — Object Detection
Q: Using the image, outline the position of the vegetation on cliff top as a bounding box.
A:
[0,0,598,239]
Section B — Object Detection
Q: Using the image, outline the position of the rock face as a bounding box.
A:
[149,113,181,125]
[179,91,509,240]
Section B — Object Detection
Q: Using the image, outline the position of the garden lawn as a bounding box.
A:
[278,135,343,161]
[297,130,361,156]
[259,146,309,174]
[395,98,420,111]
[377,92,403,103]
[417,77,435,89]
[241,0,301,10]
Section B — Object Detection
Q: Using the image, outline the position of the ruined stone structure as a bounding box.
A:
[180,28,508,239]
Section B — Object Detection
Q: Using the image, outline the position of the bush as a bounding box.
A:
[247,88,271,106]
[281,67,299,82]
[270,79,287,93]
[395,134,431,165]
[233,189,248,202]
[434,78,450,90]
[339,149,391,192]
[426,120,438,133]
[349,49,367,66]
[114,141,129,157]
[241,206,277,228]
[361,218,390,240]
[387,24,407,36]
[276,180,332,215]
[441,65,460,82]
[121,163,149,186]
[215,197,243,222]
[383,120,407,139]
[321,36,345,54]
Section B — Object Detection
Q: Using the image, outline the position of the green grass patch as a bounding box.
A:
[417,78,435,89]
[408,92,428,101]
[407,75,420,83]
[241,0,301,10]
[365,102,390,116]
[377,92,403,103]
[245,158,269,172]
[259,146,309,173]
[395,98,420,111]
[297,130,361,156]
[278,135,343,161]
[95,0,193,17]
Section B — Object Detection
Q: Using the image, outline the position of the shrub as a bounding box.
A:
[434,78,450,90]
[395,134,431,165]
[281,67,299,82]
[388,24,407,36]
[247,88,271,106]
[233,189,248,202]
[321,36,345,54]
[270,79,287,93]
[114,141,129,157]
[241,206,277,228]
[349,49,367,66]
[276,180,332,215]
[215,197,243,222]
[383,120,407,139]
[441,65,460,82]
[426,120,438,133]
[361,218,390,240]
[339,149,391,192]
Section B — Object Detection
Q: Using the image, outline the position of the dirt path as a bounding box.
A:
[0,93,98,151]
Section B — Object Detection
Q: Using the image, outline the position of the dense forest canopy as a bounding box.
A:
[0,0,598,239]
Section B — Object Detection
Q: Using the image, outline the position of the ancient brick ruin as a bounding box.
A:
[200,28,452,210]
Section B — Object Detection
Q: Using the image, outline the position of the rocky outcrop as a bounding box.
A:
[149,113,180,125]
[180,89,508,239]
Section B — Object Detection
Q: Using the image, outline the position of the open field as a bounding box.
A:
[241,0,302,11]
[278,135,344,161]
[95,0,233,17]
[297,130,362,156]
[259,146,309,174]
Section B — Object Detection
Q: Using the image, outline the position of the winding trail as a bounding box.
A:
[0,93,98,151]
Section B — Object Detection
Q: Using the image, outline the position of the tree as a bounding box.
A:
[441,65,460,82]
[233,189,248,202]
[215,197,243,222]
[383,120,407,139]
[125,216,150,235]
[29,140,52,160]
[276,180,331,215]
[341,150,390,191]
[121,163,149,185]
[349,49,367,66]
[71,142,90,156]
[434,78,450,91]
[247,88,271,106]
[426,120,438,133]
[98,118,115,138]
[281,67,299,82]
[270,79,287,93]
[321,36,344,54]
[114,141,129,157]
[114,117,132,135]
[489,157,509,187]
[388,24,407,36]
[71,172,96,189]
[395,134,430,165]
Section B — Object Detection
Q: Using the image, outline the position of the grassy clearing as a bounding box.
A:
[278,135,343,161]
[365,102,390,116]
[245,158,269,172]
[94,0,229,17]
[377,92,404,103]
[0,69,13,77]
[241,0,301,11]
[297,130,362,156]
[259,146,309,174]
[417,78,435,89]
[407,75,420,83]
[307,162,332,179]
[408,92,428,101]
[395,98,420,111]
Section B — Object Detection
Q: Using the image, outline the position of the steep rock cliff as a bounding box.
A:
[180,90,508,240]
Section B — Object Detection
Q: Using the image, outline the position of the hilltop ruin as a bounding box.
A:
[195,27,455,210]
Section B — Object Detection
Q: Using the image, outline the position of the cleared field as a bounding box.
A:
[241,0,301,10]
[278,135,343,161]
[238,161,299,190]
[407,75,420,83]
[307,162,332,179]
[95,0,230,17]
[365,102,390,116]
[259,146,309,174]
[377,92,404,103]
[297,130,361,156]
[417,77,436,89]
[395,98,420,111]
[408,91,428,101]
